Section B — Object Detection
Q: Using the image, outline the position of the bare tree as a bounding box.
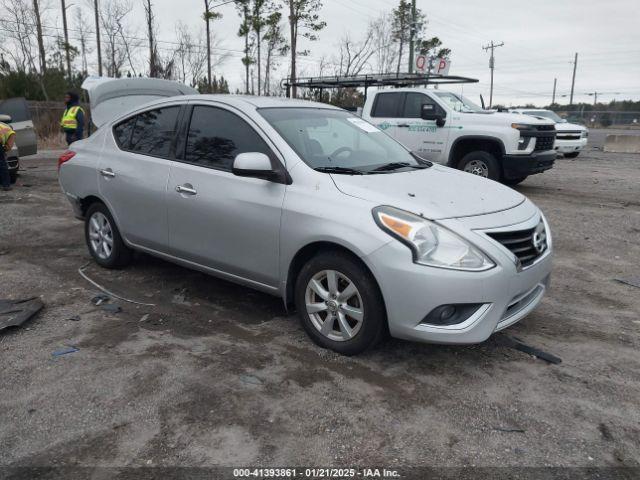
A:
[32,0,47,74]
[60,0,73,80]
[75,7,93,74]
[334,32,374,77]
[92,0,103,75]
[369,12,397,74]
[99,0,134,77]
[142,0,157,76]
[175,22,228,89]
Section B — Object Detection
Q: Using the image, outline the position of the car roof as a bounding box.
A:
[153,94,340,111]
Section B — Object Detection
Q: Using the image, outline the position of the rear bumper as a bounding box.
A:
[503,151,556,179]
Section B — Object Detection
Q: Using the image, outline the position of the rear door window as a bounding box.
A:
[371,93,405,118]
[129,106,180,158]
[113,116,136,149]
[183,105,271,171]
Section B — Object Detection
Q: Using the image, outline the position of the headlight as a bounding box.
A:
[511,123,536,132]
[582,130,589,138]
[373,206,495,271]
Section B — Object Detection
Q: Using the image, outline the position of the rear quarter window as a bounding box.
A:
[371,92,404,118]
[113,116,136,149]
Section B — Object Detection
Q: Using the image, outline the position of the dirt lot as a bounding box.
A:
[1,132,639,476]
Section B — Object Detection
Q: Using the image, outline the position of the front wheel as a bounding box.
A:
[85,203,132,268]
[295,252,386,355]
[458,151,501,181]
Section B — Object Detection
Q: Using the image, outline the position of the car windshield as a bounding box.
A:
[434,92,484,113]
[523,110,563,123]
[258,107,428,174]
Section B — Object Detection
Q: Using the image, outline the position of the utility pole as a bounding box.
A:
[482,40,504,108]
[61,0,72,81]
[569,52,578,105]
[33,0,46,74]
[552,78,557,104]
[94,0,102,76]
[408,0,416,74]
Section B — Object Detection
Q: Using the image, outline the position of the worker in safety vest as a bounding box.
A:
[0,121,16,191]
[60,91,85,145]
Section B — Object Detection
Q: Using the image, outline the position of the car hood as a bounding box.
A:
[555,121,587,132]
[81,76,198,127]
[331,165,526,220]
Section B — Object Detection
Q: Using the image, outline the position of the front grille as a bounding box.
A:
[556,132,582,140]
[535,124,556,131]
[486,221,548,268]
[534,134,556,151]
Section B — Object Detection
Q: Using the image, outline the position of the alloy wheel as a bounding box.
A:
[88,212,114,260]
[305,270,364,342]
[464,159,489,177]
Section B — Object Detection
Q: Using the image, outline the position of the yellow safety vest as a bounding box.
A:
[60,105,84,130]
[0,122,15,147]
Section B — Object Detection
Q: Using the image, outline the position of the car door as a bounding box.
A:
[0,98,37,156]
[368,92,405,144]
[167,104,286,288]
[98,104,182,252]
[394,92,450,163]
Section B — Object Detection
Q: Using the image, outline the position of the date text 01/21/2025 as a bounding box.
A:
[232,467,401,478]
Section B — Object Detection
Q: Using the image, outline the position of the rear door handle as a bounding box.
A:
[176,184,197,195]
[100,168,115,178]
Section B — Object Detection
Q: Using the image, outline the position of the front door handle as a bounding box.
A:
[176,184,197,195]
[100,168,115,178]
[397,123,410,128]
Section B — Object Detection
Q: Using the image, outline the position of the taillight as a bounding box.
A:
[58,150,76,170]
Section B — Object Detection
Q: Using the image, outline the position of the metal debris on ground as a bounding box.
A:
[0,298,44,333]
[79,262,156,306]
[52,346,79,357]
[91,294,110,306]
[496,335,562,365]
[614,276,640,289]
[67,315,81,322]
[101,303,122,314]
[139,314,150,322]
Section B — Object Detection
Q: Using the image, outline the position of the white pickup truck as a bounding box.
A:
[361,88,557,185]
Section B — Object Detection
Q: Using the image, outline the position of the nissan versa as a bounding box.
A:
[58,79,552,355]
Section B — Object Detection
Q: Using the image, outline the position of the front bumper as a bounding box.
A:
[502,150,556,179]
[365,211,552,344]
[554,137,588,154]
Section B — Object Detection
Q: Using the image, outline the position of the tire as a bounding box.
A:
[9,172,17,184]
[564,152,580,158]
[85,202,132,269]
[295,251,386,356]
[503,176,528,186]
[458,151,501,181]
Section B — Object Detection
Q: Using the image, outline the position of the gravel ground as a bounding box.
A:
[0,132,639,477]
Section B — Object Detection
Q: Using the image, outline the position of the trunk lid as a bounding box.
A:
[82,76,199,127]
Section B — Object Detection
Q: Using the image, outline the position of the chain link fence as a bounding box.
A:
[555,110,640,128]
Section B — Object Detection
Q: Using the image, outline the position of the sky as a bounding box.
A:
[45,0,640,106]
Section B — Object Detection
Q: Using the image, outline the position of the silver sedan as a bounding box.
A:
[59,85,551,355]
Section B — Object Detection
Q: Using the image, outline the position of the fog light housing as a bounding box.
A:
[421,303,484,326]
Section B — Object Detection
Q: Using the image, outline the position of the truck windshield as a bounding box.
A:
[259,108,428,174]
[523,110,563,123]
[434,92,484,113]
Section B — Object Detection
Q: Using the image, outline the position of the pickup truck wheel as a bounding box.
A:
[503,176,528,186]
[564,152,580,158]
[458,151,500,181]
[9,172,17,184]
[295,252,386,356]
[85,203,132,269]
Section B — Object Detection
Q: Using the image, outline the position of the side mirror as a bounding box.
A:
[0,114,13,123]
[232,152,290,184]
[420,104,446,127]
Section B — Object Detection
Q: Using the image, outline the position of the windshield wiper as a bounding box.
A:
[371,161,430,172]
[314,166,365,175]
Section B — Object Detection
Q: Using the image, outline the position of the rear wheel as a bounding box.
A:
[295,252,386,355]
[458,151,501,181]
[85,203,132,268]
[564,152,580,158]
